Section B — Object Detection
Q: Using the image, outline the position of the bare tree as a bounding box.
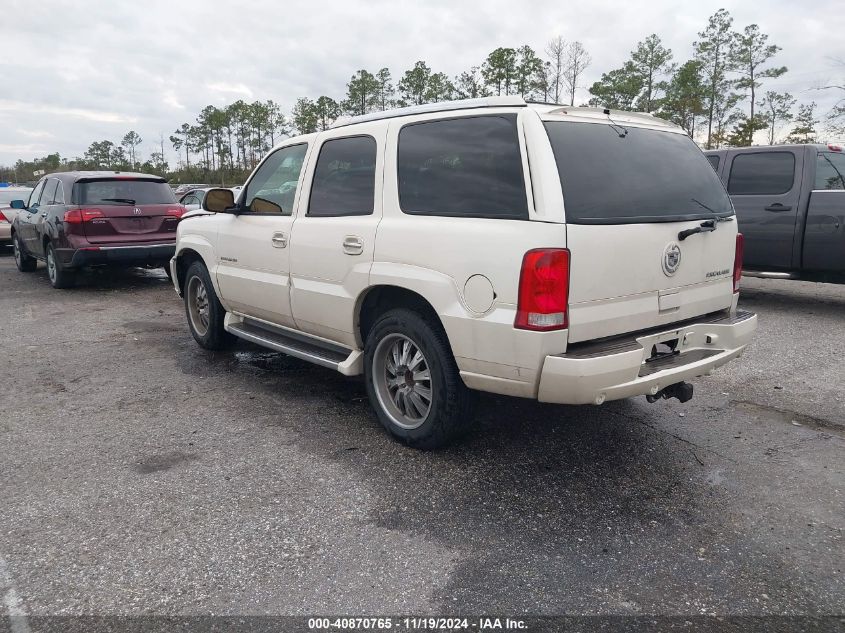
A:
[545,35,567,103]
[563,41,592,106]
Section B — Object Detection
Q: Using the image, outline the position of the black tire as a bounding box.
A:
[183,260,234,350]
[163,265,173,281]
[364,308,476,449]
[13,233,36,272]
[46,242,75,289]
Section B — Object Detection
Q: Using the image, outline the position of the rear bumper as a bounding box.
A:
[0,224,10,243]
[537,310,757,405]
[64,243,175,268]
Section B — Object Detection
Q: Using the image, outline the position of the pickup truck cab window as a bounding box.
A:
[728,152,795,195]
[308,135,377,217]
[397,114,528,220]
[243,143,308,215]
[815,152,845,190]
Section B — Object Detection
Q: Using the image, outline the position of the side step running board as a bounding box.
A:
[226,316,363,376]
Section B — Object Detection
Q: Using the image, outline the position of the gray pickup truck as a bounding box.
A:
[705,144,845,282]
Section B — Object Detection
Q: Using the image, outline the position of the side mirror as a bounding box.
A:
[203,188,235,213]
[10,199,25,210]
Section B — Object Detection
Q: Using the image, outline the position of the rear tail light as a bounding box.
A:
[166,207,185,218]
[0,211,10,223]
[733,233,744,293]
[64,209,104,223]
[515,248,570,331]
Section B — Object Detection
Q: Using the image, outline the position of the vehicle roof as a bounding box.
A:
[703,144,840,154]
[273,97,684,151]
[40,170,167,183]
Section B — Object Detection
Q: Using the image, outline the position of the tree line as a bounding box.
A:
[4,7,844,186]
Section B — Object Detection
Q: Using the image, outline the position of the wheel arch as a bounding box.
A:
[356,284,449,350]
[174,247,206,293]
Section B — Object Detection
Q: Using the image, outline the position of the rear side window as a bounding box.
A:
[815,152,845,190]
[74,179,177,205]
[545,122,732,224]
[398,115,528,219]
[707,155,720,171]
[728,152,795,195]
[308,136,376,217]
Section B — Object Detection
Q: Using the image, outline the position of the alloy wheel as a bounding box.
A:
[187,275,210,337]
[372,333,433,430]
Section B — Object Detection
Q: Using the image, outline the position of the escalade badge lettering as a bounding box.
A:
[662,242,682,277]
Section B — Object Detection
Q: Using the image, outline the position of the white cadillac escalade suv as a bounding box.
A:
[171,96,757,448]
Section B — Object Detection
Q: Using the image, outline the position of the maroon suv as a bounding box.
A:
[10,171,185,288]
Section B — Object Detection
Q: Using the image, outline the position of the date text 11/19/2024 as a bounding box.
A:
[307,617,528,630]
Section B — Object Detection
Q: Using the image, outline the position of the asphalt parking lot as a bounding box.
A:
[0,252,843,619]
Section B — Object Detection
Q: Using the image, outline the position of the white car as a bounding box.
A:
[0,187,33,245]
[171,96,757,448]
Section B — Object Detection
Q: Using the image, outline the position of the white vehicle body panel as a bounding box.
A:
[172,98,756,406]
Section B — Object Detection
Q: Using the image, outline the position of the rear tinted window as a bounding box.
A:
[398,115,528,219]
[545,122,732,223]
[707,155,720,171]
[728,152,795,195]
[74,179,177,205]
[308,136,376,217]
[815,152,845,190]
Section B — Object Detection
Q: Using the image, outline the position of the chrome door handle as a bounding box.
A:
[271,232,287,248]
[343,235,363,255]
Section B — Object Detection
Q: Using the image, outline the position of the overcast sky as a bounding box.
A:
[2,0,843,166]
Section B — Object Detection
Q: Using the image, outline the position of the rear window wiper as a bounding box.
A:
[99,198,136,204]
[678,220,717,241]
[690,197,733,222]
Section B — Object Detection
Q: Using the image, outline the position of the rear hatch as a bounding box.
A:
[544,119,738,343]
[72,177,182,244]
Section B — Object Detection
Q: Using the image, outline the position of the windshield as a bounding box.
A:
[74,179,176,205]
[544,122,733,224]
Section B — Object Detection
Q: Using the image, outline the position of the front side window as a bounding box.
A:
[308,136,377,217]
[815,152,845,190]
[398,115,528,219]
[244,144,308,214]
[728,152,795,195]
[28,180,46,208]
[545,122,733,223]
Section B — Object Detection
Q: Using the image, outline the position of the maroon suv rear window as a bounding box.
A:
[74,180,176,205]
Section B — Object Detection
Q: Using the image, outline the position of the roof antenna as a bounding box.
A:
[603,108,628,138]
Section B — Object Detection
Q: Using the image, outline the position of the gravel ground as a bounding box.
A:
[0,252,842,622]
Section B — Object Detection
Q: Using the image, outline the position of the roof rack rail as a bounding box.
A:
[330,96,527,129]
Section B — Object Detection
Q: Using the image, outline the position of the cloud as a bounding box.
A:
[206,83,255,98]
[0,100,137,124]
[0,0,843,164]
[16,129,54,139]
